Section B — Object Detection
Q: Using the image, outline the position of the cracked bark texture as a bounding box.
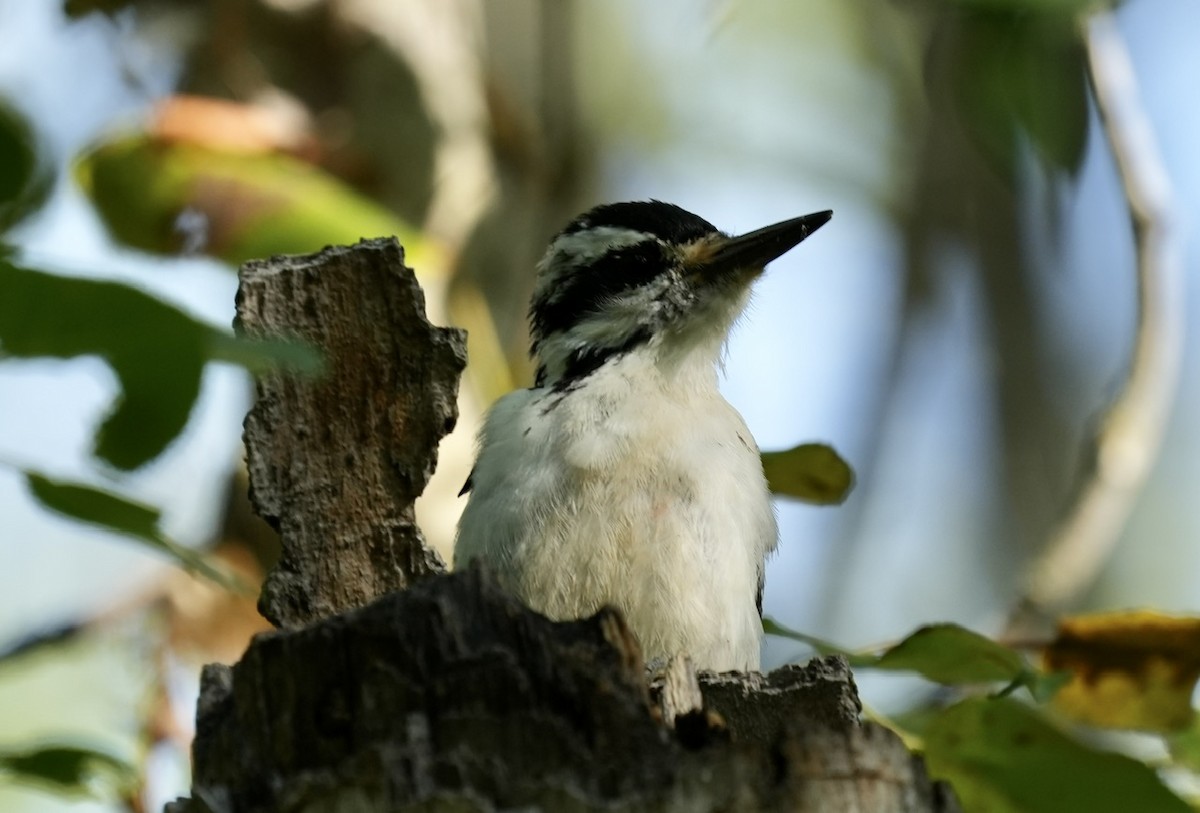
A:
[170,567,957,813]
[236,238,464,628]
[171,239,959,812]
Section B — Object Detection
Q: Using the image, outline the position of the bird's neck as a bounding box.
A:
[538,333,726,397]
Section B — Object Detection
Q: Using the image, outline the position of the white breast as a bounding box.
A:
[453,351,777,671]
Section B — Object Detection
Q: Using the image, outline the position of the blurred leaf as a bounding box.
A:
[1043,610,1200,733]
[0,743,135,797]
[1022,668,1074,703]
[765,620,1060,696]
[761,443,854,504]
[948,0,1098,11]
[924,697,1190,813]
[879,701,947,740]
[941,9,1088,177]
[1007,14,1088,173]
[0,101,52,233]
[208,333,323,376]
[63,0,135,18]
[27,472,158,537]
[876,623,1027,684]
[0,623,82,663]
[25,472,244,590]
[0,262,318,469]
[0,261,204,468]
[762,618,878,668]
[1166,716,1200,773]
[76,134,440,271]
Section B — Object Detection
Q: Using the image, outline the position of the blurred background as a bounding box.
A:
[0,0,1197,809]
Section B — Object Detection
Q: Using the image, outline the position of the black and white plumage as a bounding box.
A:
[454,200,831,671]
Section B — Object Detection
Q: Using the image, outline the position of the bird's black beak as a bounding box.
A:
[703,210,832,277]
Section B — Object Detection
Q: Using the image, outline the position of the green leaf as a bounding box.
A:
[762,618,878,667]
[0,261,319,469]
[941,9,1089,178]
[765,619,1053,693]
[0,100,52,234]
[924,697,1190,813]
[1007,14,1089,174]
[26,472,159,537]
[0,261,206,468]
[25,472,243,591]
[875,623,1027,685]
[0,744,135,797]
[208,333,323,376]
[948,0,1098,12]
[76,135,436,270]
[1023,668,1073,703]
[64,0,136,18]
[761,443,854,504]
[1166,716,1200,773]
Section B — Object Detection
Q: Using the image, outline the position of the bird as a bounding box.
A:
[453,200,831,672]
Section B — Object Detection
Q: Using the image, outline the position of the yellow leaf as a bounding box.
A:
[1043,610,1200,732]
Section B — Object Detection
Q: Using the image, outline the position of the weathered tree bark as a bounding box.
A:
[170,239,959,812]
[236,238,464,628]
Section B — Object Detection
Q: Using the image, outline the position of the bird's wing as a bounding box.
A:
[457,387,544,498]
[756,565,765,618]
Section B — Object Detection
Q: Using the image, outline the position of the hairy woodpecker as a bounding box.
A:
[454,200,831,671]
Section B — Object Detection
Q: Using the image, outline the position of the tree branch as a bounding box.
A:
[1022,12,1183,614]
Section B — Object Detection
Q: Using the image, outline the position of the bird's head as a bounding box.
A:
[528,200,831,388]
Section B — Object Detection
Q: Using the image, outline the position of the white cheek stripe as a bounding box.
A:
[535,228,657,305]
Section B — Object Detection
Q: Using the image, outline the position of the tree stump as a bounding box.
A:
[236,238,463,628]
